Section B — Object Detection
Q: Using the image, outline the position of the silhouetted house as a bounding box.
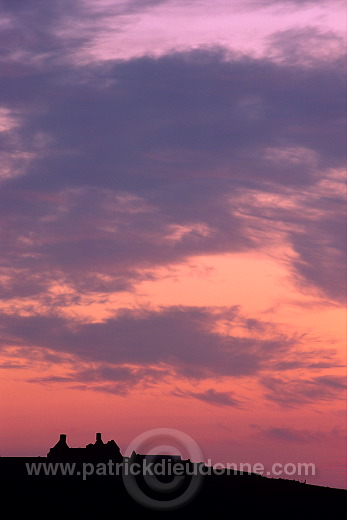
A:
[48,434,70,459]
[47,433,191,475]
[48,433,122,462]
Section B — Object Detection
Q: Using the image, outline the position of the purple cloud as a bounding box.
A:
[261,375,346,407]
[0,45,345,302]
[264,427,326,443]
[174,388,242,408]
[254,424,346,443]
[0,306,343,405]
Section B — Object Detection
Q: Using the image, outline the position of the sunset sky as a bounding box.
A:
[0,0,346,489]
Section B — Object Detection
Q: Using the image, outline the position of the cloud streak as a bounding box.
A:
[174,388,242,408]
[261,375,346,407]
[0,306,343,407]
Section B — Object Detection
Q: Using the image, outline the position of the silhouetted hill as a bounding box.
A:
[1,457,346,519]
[0,433,346,519]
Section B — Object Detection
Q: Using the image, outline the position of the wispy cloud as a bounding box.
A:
[173,388,242,408]
[0,306,343,406]
[254,424,346,443]
[261,375,346,407]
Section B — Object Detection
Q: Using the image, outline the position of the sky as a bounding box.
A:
[0,0,346,489]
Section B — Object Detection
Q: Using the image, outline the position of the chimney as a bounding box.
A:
[96,432,103,444]
[49,433,69,454]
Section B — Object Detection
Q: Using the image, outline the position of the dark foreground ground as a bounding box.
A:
[0,457,346,519]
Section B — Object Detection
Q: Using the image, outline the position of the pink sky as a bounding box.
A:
[0,0,346,490]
